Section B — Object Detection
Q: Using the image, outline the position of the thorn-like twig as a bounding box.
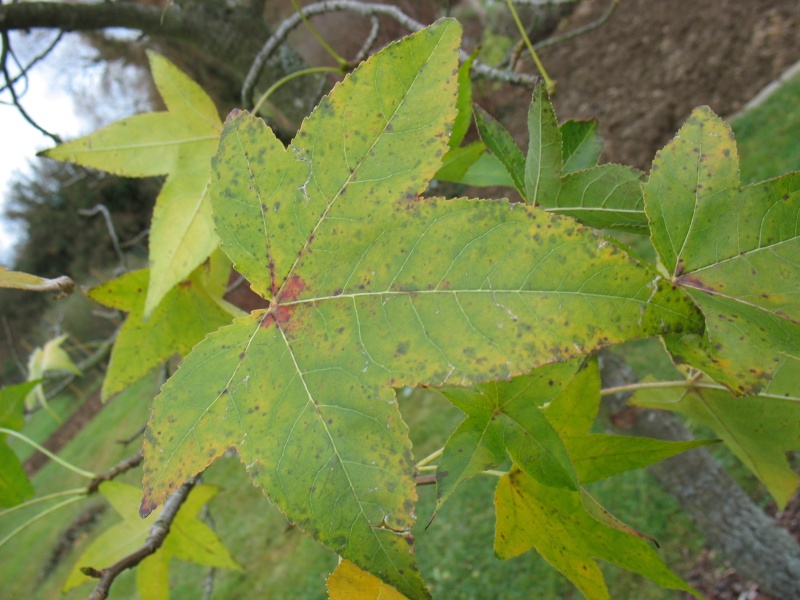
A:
[85,477,198,600]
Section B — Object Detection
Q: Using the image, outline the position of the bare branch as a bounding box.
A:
[78,204,127,273]
[85,476,198,600]
[243,0,538,105]
[533,0,619,50]
[0,31,61,142]
[0,30,62,95]
[86,451,144,495]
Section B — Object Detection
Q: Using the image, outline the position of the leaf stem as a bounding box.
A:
[0,428,96,479]
[504,0,556,94]
[0,496,84,549]
[251,66,342,115]
[415,447,443,469]
[290,0,349,69]
[0,488,87,519]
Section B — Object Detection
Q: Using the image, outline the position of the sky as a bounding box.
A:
[0,30,147,264]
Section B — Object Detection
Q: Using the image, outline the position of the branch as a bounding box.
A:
[84,476,198,600]
[78,204,127,273]
[533,0,620,50]
[86,451,144,495]
[243,0,538,104]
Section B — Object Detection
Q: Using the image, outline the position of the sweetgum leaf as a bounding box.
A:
[0,381,39,506]
[631,377,800,509]
[433,359,583,513]
[89,255,236,401]
[41,52,223,317]
[495,469,699,599]
[142,20,701,599]
[328,560,408,600]
[541,358,716,484]
[477,85,648,233]
[644,106,800,394]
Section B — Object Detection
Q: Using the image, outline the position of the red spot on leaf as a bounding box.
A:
[676,275,716,294]
[272,275,307,332]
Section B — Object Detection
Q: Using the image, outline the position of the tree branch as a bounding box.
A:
[84,476,198,600]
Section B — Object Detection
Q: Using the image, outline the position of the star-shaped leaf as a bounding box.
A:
[475,86,648,233]
[0,381,40,506]
[631,375,800,509]
[89,251,238,400]
[41,52,223,316]
[64,481,239,594]
[541,358,716,484]
[141,20,701,599]
[495,468,699,600]
[643,106,800,394]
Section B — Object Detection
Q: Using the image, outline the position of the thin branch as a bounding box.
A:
[86,451,144,495]
[0,30,62,95]
[354,15,380,64]
[120,227,149,249]
[2,316,27,377]
[533,0,620,50]
[78,204,127,272]
[243,0,538,104]
[85,476,198,600]
[117,424,147,446]
[0,31,61,142]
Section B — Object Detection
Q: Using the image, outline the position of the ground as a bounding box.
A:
[21,0,800,598]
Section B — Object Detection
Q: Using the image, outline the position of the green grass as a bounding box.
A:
[1,70,798,600]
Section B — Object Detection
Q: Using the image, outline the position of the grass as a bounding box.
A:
[1,68,798,600]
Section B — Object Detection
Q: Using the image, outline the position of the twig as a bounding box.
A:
[0,31,61,142]
[78,204,126,273]
[354,15,380,64]
[120,227,149,249]
[2,316,27,377]
[415,473,437,486]
[85,476,198,600]
[117,423,147,446]
[86,451,144,494]
[0,30,63,95]
[243,0,537,104]
[533,0,620,50]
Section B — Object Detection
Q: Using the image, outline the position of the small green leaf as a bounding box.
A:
[561,119,604,174]
[449,48,479,149]
[434,359,583,513]
[89,259,235,401]
[644,106,800,394]
[41,52,223,317]
[542,358,715,483]
[525,84,562,204]
[0,381,39,506]
[477,86,647,233]
[474,105,526,195]
[494,469,699,600]
[25,334,81,415]
[631,378,800,509]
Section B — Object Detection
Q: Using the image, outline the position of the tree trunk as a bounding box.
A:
[599,352,800,599]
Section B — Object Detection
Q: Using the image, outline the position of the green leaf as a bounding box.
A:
[631,378,800,509]
[449,48,478,149]
[525,84,563,204]
[477,86,648,233]
[142,20,701,600]
[0,381,40,506]
[328,560,409,600]
[494,469,699,600]
[561,119,604,174]
[64,481,239,593]
[644,106,800,394]
[542,358,715,484]
[0,267,74,297]
[474,105,526,195]
[89,255,237,401]
[41,52,223,317]
[434,359,583,513]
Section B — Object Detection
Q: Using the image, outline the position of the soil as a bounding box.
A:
[29,0,800,597]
